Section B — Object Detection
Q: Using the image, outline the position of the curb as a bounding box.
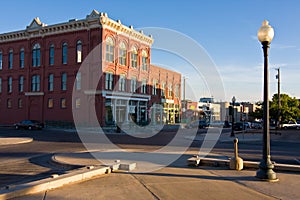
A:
[0,137,33,146]
[188,157,300,172]
[0,166,111,200]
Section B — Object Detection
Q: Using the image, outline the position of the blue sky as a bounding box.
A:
[1,0,299,102]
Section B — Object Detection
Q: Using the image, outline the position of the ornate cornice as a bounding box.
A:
[0,10,154,46]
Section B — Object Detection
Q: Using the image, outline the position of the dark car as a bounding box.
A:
[234,122,245,131]
[14,120,44,130]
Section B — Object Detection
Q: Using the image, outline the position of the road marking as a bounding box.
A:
[294,158,300,164]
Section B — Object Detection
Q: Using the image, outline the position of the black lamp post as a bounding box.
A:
[230,96,236,137]
[256,20,278,181]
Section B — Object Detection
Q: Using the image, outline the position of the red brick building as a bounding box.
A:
[0,10,181,127]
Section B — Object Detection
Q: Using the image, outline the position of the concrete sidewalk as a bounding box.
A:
[11,166,300,200]
[0,137,33,146]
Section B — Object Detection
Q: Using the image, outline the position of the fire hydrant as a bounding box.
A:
[229,138,243,170]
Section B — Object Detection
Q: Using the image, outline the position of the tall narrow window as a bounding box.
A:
[49,44,54,66]
[32,43,41,67]
[0,51,2,70]
[105,37,114,63]
[119,74,126,91]
[0,77,2,93]
[119,42,127,66]
[19,76,24,92]
[7,99,12,108]
[31,75,40,92]
[130,77,137,93]
[48,74,54,91]
[8,49,13,69]
[62,42,68,64]
[8,76,12,93]
[48,98,53,108]
[105,72,113,90]
[168,84,173,97]
[175,84,180,98]
[18,98,23,108]
[75,98,80,109]
[141,79,147,94]
[61,72,67,91]
[141,50,148,71]
[131,46,138,68]
[152,80,157,95]
[20,48,24,68]
[60,98,66,108]
[76,72,81,90]
[161,82,165,97]
[76,40,82,63]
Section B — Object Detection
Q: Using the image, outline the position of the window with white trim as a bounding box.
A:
[32,44,41,67]
[119,42,127,66]
[105,72,113,90]
[105,37,114,63]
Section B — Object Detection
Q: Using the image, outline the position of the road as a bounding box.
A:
[0,126,299,188]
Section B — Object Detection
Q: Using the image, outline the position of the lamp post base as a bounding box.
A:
[256,162,279,182]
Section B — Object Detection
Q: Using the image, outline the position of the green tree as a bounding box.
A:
[270,93,300,123]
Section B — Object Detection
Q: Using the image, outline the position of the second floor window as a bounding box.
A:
[49,44,54,66]
[20,48,24,68]
[130,77,137,93]
[8,49,13,69]
[32,44,41,67]
[161,82,165,97]
[119,42,127,66]
[141,79,147,94]
[105,37,114,63]
[8,76,12,93]
[48,74,54,91]
[31,75,40,92]
[168,84,173,97]
[152,80,157,95]
[76,40,82,63]
[19,76,24,92]
[61,73,67,91]
[62,42,68,64]
[76,72,81,90]
[119,74,126,91]
[105,72,113,90]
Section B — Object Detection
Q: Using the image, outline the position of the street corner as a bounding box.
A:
[0,137,33,146]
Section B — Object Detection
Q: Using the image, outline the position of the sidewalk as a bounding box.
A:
[10,166,300,200]
[0,137,33,146]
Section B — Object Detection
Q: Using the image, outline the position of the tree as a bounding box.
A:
[270,93,300,123]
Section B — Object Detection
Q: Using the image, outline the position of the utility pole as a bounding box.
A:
[276,68,281,129]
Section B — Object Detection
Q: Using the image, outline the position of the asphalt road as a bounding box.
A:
[0,126,299,188]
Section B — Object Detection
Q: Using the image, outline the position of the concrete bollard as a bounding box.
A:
[229,138,243,170]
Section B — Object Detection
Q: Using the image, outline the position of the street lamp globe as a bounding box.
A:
[257,20,274,43]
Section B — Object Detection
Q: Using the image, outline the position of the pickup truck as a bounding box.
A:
[281,121,300,129]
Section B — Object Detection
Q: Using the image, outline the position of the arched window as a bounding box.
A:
[119,42,127,66]
[20,48,24,68]
[141,50,148,71]
[32,44,41,67]
[141,79,147,94]
[76,40,82,63]
[152,79,157,95]
[131,46,138,68]
[105,37,114,63]
[62,42,68,64]
[49,44,55,65]
[18,98,23,108]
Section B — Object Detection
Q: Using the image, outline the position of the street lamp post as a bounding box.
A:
[276,68,281,129]
[256,20,278,181]
[230,96,236,137]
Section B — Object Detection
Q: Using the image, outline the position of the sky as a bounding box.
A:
[0,0,299,103]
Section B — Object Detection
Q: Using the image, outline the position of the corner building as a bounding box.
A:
[0,10,181,126]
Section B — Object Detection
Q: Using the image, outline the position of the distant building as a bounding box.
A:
[0,10,181,126]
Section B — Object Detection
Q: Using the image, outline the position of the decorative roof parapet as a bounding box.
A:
[0,9,154,46]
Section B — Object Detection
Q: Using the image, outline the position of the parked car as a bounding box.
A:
[14,120,44,130]
[251,121,262,129]
[281,121,300,129]
[233,122,245,131]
